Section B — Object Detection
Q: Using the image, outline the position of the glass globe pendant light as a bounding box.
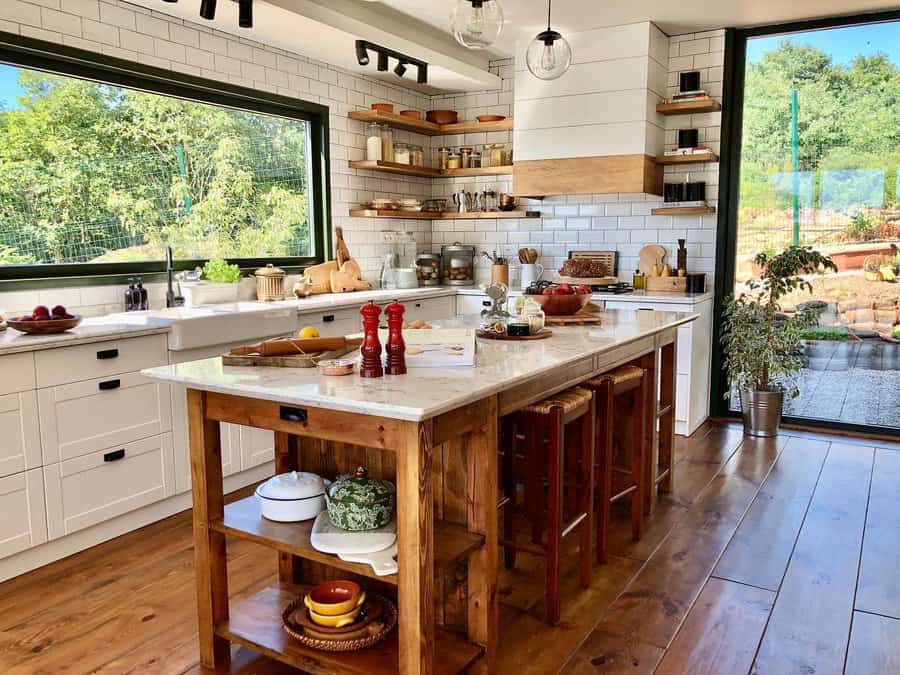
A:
[451,0,504,50]
[526,0,571,80]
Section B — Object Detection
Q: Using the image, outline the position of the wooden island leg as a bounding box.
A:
[274,431,304,584]
[467,396,499,674]
[186,389,230,671]
[658,340,676,495]
[396,419,435,675]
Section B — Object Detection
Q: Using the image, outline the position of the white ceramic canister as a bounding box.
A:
[256,471,329,522]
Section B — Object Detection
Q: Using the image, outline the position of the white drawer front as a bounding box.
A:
[34,333,168,388]
[239,426,275,471]
[457,294,491,316]
[44,433,175,539]
[38,372,172,464]
[298,307,359,338]
[0,391,41,478]
[403,296,456,323]
[0,469,47,559]
[0,352,36,396]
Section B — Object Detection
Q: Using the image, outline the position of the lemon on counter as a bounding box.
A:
[298,326,320,339]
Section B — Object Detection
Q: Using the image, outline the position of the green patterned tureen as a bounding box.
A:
[325,466,395,531]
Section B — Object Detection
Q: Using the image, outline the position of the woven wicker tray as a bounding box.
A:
[282,593,397,652]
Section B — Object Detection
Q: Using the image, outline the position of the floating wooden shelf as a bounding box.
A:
[349,160,513,178]
[348,109,513,135]
[650,205,716,216]
[350,209,540,220]
[218,582,484,675]
[655,152,718,165]
[215,496,484,585]
[656,99,721,115]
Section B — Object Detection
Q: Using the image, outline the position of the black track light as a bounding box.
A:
[377,50,389,72]
[394,61,407,78]
[162,0,177,3]
[199,0,216,20]
[355,41,370,66]
[238,0,253,28]
[417,64,428,84]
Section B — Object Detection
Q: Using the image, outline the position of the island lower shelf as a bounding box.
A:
[214,496,485,585]
[218,582,484,675]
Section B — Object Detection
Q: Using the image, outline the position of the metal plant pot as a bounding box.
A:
[739,388,784,438]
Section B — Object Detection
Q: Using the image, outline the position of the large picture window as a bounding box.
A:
[0,33,330,281]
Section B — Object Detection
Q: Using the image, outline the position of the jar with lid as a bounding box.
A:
[481,143,493,167]
[410,144,425,167]
[470,150,481,168]
[491,143,506,167]
[447,151,461,169]
[437,147,450,170]
[440,243,475,286]
[415,252,441,286]
[380,125,394,162]
[394,142,410,165]
[365,122,382,161]
[254,263,286,301]
[460,147,473,168]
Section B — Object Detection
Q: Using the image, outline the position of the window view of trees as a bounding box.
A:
[0,66,312,267]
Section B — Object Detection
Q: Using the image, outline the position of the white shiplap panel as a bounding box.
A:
[514,122,649,161]
[516,89,648,130]
[514,57,649,102]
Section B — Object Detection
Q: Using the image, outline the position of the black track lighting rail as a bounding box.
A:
[167,0,253,28]
[355,40,428,84]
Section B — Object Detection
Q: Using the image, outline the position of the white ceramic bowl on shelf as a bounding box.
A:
[255,471,330,522]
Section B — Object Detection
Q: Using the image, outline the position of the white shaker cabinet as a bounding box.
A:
[0,390,41,479]
[0,469,47,559]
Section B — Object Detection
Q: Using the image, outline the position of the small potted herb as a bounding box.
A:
[182,258,243,306]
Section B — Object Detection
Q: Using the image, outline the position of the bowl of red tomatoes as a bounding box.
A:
[524,282,593,315]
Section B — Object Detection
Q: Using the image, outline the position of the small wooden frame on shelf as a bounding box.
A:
[350,209,540,220]
[348,160,512,178]
[654,152,718,165]
[650,205,716,216]
[656,99,721,115]
[348,109,513,135]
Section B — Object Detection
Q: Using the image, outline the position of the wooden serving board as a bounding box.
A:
[476,329,552,341]
[222,343,358,368]
[544,313,603,326]
[552,276,619,286]
[638,244,667,275]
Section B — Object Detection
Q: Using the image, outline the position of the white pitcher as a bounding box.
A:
[519,262,544,290]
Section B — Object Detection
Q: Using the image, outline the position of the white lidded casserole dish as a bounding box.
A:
[255,471,330,522]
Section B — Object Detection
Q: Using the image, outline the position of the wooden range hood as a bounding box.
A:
[513,155,663,198]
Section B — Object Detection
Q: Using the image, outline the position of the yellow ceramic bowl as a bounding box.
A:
[303,581,366,616]
[307,604,363,628]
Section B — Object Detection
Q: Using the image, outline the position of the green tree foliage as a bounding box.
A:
[0,69,309,265]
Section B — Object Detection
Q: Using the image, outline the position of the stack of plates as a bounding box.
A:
[398,198,423,212]
[309,511,398,577]
[282,593,398,652]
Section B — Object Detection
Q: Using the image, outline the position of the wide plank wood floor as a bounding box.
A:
[1,422,898,674]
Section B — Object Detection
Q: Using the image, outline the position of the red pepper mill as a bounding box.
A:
[359,301,383,378]
[384,299,406,375]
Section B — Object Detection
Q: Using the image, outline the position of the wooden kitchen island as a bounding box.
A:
[142,309,695,675]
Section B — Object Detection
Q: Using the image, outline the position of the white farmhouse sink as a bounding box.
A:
[106,303,297,350]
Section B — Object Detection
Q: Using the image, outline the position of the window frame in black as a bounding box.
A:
[712,10,900,437]
[0,30,332,287]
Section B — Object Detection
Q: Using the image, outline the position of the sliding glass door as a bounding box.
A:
[716,13,900,433]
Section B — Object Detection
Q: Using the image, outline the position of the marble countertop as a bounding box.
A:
[456,287,714,304]
[0,318,169,355]
[141,309,697,422]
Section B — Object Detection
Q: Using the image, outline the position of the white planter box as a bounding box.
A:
[181,282,240,307]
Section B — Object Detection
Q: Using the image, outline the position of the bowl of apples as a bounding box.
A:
[523,282,593,316]
[8,305,81,335]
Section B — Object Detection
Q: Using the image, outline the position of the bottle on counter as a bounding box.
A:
[125,278,137,311]
[633,269,646,290]
[136,277,149,310]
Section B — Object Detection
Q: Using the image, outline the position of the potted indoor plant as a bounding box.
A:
[721,246,836,437]
[181,258,243,306]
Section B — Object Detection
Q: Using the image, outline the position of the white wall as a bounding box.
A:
[0,3,724,313]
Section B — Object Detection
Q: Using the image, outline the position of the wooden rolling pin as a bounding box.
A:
[230,336,360,357]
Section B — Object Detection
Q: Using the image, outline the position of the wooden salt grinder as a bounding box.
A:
[359,301,383,378]
[384,300,406,375]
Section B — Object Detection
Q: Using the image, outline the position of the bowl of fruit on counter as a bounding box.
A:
[7,305,81,335]
[524,281,593,315]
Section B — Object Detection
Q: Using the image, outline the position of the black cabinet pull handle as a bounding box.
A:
[415,302,422,308]
[482,301,491,307]
[322,314,335,322]
[96,348,119,360]
[104,449,125,462]
[98,379,121,391]
[280,406,308,423]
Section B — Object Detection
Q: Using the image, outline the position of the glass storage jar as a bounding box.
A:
[470,150,481,168]
[415,252,442,286]
[365,122,382,161]
[394,142,411,165]
[438,147,450,170]
[447,151,461,169]
[460,147,473,168]
[410,144,425,166]
[440,243,475,286]
[491,143,506,167]
[380,125,394,162]
[481,144,493,167]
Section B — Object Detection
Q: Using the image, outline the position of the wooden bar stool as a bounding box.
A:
[584,365,646,564]
[500,386,595,625]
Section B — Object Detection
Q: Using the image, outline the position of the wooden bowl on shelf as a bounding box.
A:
[371,103,394,113]
[476,114,506,123]
[526,294,592,316]
[7,315,82,334]
[398,110,421,120]
[426,109,458,124]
